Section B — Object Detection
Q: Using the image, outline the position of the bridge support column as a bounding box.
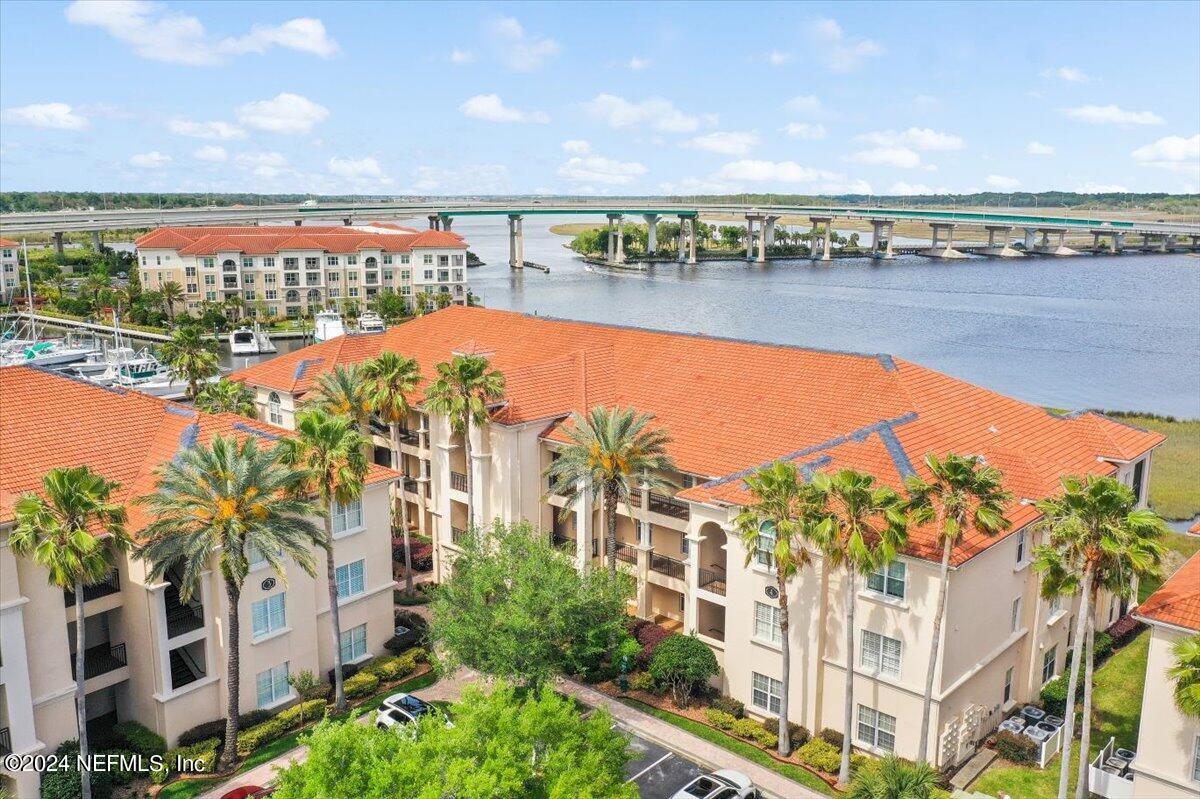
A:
[53,231,64,255]
[1112,233,1125,254]
[441,216,453,231]
[809,216,833,261]
[606,214,625,265]
[90,230,102,251]
[982,225,1022,257]
[507,214,524,268]
[1190,235,1200,251]
[295,219,303,226]
[687,218,697,264]
[428,214,441,230]
[923,223,967,259]
[643,214,659,255]
[744,215,756,261]
[756,217,768,263]
[1035,228,1077,256]
[870,220,895,259]
[1023,227,1037,251]
[676,216,689,263]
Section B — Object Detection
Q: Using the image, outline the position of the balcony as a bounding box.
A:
[164,579,204,639]
[628,488,643,506]
[64,571,120,606]
[699,567,727,596]
[551,532,575,550]
[0,727,9,756]
[450,472,468,493]
[398,428,421,446]
[451,526,467,545]
[650,552,686,581]
[648,492,690,521]
[613,543,638,565]
[222,277,239,289]
[71,642,127,680]
[403,477,420,494]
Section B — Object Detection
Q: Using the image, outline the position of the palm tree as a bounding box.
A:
[223,295,245,325]
[361,352,422,595]
[10,467,130,799]
[160,281,184,323]
[278,409,369,714]
[847,755,941,799]
[195,378,257,417]
[1169,634,1200,718]
[306,364,371,431]
[423,354,505,528]
[159,326,220,399]
[137,436,320,771]
[542,406,674,576]
[809,469,908,788]
[1032,474,1166,799]
[904,453,1012,764]
[734,461,820,757]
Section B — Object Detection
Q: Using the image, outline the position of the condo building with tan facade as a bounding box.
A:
[1131,552,1200,798]
[0,238,18,302]
[230,304,1162,770]
[134,224,469,318]
[0,367,398,799]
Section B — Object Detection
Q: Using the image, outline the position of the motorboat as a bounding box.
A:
[314,310,345,342]
[79,349,168,387]
[71,345,142,376]
[229,324,277,355]
[357,311,386,333]
[1,331,101,367]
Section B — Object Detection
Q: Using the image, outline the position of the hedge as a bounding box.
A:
[994,730,1039,764]
[705,708,737,730]
[797,737,841,774]
[1040,675,1068,716]
[730,717,777,748]
[112,720,166,757]
[177,708,273,749]
[818,727,844,749]
[761,717,809,749]
[235,699,326,755]
[152,737,220,784]
[711,695,745,719]
[344,670,380,700]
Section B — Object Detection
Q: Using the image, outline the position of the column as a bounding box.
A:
[441,216,453,231]
[687,218,697,264]
[765,216,778,250]
[508,215,523,268]
[469,420,490,528]
[635,541,652,618]
[808,219,820,260]
[0,602,40,760]
[744,215,756,261]
[295,219,303,226]
[91,230,102,251]
[756,218,767,264]
[871,221,885,258]
[606,214,618,264]
[343,218,353,227]
[53,231,64,255]
[1092,232,1101,252]
[614,216,625,264]
[884,223,895,258]
[1023,227,1037,250]
[428,214,440,230]
[574,482,594,575]
[1112,233,1125,254]
[643,214,659,255]
[683,530,702,634]
[677,216,688,263]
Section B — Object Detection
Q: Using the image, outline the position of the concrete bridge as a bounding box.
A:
[3,200,1198,266]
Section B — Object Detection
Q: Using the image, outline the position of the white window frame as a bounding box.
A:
[256,662,290,708]
[753,601,782,645]
[267,391,282,425]
[755,522,776,569]
[1011,597,1021,632]
[860,630,902,676]
[750,672,782,715]
[1003,666,1014,705]
[1042,645,1057,684]
[331,497,364,536]
[340,623,368,663]
[1192,734,1200,783]
[1015,529,1027,565]
[251,593,286,639]
[866,560,906,600]
[856,705,897,752]
[335,559,366,600]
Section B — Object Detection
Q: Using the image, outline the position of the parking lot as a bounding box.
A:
[622,727,710,799]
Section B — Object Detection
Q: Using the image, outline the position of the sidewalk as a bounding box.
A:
[558,680,828,799]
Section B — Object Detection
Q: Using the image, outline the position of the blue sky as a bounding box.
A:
[1,0,1197,196]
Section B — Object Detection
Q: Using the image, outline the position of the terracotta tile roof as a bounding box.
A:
[0,238,19,248]
[1137,553,1200,631]
[135,226,466,256]
[229,306,1164,565]
[0,366,397,535]
[1189,520,1199,534]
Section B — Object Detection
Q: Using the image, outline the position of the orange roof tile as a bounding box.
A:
[0,366,397,535]
[1137,553,1200,631]
[136,226,466,256]
[0,238,19,248]
[230,306,1164,565]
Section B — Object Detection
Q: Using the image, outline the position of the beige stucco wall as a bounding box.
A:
[1132,622,1200,798]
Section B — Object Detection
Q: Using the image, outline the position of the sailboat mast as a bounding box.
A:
[21,239,36,338]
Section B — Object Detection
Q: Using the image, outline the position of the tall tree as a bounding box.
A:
[1169,633,1200,719]
[361,352,422,594]
[1032,474,1166,799]
[160,280,184,322]
[542,406,675,576]
[194,378,257,417]
[137,436,320,771]
[904,453,1012,763]
[734,461,820,757]
[423,354,504,528]
[306,364,371,431]
[11,467,130,799]
[279,409,369,713]
[159,326,219,399]
[808,469,908,788]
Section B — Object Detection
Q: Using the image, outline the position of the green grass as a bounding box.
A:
[1115,415,1200,521]
[972,744,1081,799]
[619,698,836,796]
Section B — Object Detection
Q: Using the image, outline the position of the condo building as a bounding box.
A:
[133,224,470,318]
[0,238,18,301]
[231,305,1161,770]
[1131,552,1200,798]
[0,367,398,799]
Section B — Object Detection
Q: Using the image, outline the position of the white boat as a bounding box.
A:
[70,345,142,376]
[78,349,166,386]
[357,311,386,334]
[229,324,277,355]
[314,310,345,342]
[1,331,101,367]
[112,372,203,399]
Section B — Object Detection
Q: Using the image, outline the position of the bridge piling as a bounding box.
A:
[53,231,64,256]
[870,220,896,259]
[643,214,659,255]
[809,216,833,261]
[982,225,1022,258]
[90,230,102,251]
[507,214,524,268]
[924,223,967,259]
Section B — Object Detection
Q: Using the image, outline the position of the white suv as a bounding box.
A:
[671,769,758,799]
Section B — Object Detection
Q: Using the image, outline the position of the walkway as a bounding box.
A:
[558,680,827,799]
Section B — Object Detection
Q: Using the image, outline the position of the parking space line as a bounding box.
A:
[626,752,673,784]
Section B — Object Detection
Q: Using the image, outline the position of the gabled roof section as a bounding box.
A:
[0,237,19,247]
[135,225,467,256]
[1137,553,1200,632]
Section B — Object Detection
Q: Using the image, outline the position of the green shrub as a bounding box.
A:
[344,671,380,699]
[994,730,1039,764]
[1040,675,1068,716]
[112,720,166,757]
[818,727,844,749]
[615,634,642,668]
[850,752,871,774]
[629,671,656,692]
[731,717,777,748]
[162,737,220,777]
[648,634,719,708]
[276,699,327,728]
[236,717,289,756]
[704,708,737,730]
[760,718,810,749]
[1093,631,1114,662]
[363,655,411,681]
[710,695,745,719]
[95,749,139,786]
[798,737,842,774]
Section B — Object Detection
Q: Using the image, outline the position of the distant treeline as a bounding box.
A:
[2,190,1197,214]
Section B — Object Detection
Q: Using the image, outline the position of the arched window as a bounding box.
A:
[222,259,237,272]
[267,391,282,425]
[285,290,300,303]
[364,256,377,267]
[307,289,321,301]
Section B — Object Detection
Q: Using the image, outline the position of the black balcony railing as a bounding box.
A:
[551,533,575,549]
[628,488,643,505]
[0,727,10,756]
[648,491,690,520]
[164,580,205,639]
[398,428,421,446]
[64,571,120,606]
[650,552,686,580]
[699,567,727,596]
[403,477,420,494]
[613,543,638,564]
[71,642,127,680]
[450,472,468,492]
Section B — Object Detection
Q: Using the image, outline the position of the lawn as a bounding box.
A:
[1112,414,1200,521]
[619,698,836,797]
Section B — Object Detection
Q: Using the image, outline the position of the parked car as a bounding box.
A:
[219,786,274,799]
[671,770,758,799]
[375,691,450,731]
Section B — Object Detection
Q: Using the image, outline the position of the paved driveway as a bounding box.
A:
[623,727,707,799]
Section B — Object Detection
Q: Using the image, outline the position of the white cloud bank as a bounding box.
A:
[1064,105,1164,125]
[459,94,549,124]
[3,102,89,130]
[237,93,329,134]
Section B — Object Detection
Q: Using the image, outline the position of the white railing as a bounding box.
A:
[1037,726,1063,769]
[1088,737,1135,799]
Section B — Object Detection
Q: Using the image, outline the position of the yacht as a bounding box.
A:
[314,310,345,342]
[229,324,277,355]
[357,311,386,334]
[1,331,101,367]
[77,348,166,386]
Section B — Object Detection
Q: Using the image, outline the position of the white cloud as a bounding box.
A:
[685,131,759,156]
[856,127,964,151]
[1075,182,1129,193]
[986,174,1021,190]
[237,93,329,134]
[561,139,591,154]
[413,164,510,194]
[627,56,650,70]
[65,1,338,66]
[848,147,922,169]
[887,182,948,195]
[2,102,90,130]
[716,159,836,184]
[557,155,647,185]
[450,48,474,64]
[129,150,171,169]
[767,50,792,66]
[236,151,288,178]
[1041,66,1088,83]
[166,118,246,140]
[1131,134,1200,173]
[328,156,391,184]
[488,17,560,71]
[784,94,822,115]
[583,93,711,133]
[458,94,549,124]
[1064,105,1164,125]
[1026,141,1055,156]
[781,122,827,140]
[193,145,227,163]
[808,17,882,72]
